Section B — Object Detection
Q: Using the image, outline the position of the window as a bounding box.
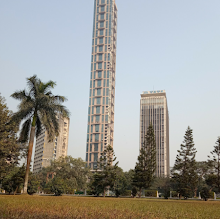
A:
[94,63,96,70]
[106,13,108,20]
[86,153,88,161]
[90,144,92,152]
[92,39,94,45]
[91,125,93,132]
[103,88,105,96]
[105,115,108,122]
[103,79,106,87]
[104,62,106,69]
[98,71,102,78]
[96,97,101,104]
[88,107,90,114]
[98,63,102,70]
[92,98,94,105]
[96,106,100,113]
[97,88,101,96]
[108,54,110,61]
[106,97,108,104]
[94,153,98,162]
[104,71,106,78]
[101,6,105,12]
[95,38,97,45]
[89,153,91,161]
[95,46,97,52]
[102,115,104,122]
[106,21,108,27]
[99,37,103,44]
[94,55,96,62]
[91,63,93,71]
[106,88,109,96]
[90,72,92,80]
[94,143,98,151]
[100,29,104,36]
[95,124,99,132]
[105,29,108,36]
[91,55,93,62]
[105,54,106,61]
[99,46,103,52]
[107,79,109,87]
[93,89,95,97]
[95,134,99,142]
[94,72,96,79]
[105,45,107,52]
[92,106,94,114]
[101,0,105,4]
[91,115,93,122]
[103,97,105,104]
[100,14,104,20]
[96,115,100,122]
[102,124,104,132]
[87,134,89,142]
[100,22,104,28]
[90,134,93,142]
[99,54,103,60]
[107,70,109,78]
[97,80,102,87]
[105,37,107,44]
[89,98,91,105]
[87,125,89,133]
[93,80,95,88]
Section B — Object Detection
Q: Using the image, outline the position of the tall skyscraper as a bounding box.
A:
[33,116,70,173]
[86,0,118,169]
[140,90,170,176]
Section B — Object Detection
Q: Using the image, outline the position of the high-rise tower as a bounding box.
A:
[33,116,70,173]
[140,90,170,176]
[86,0,118,169]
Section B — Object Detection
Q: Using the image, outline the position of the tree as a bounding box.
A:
[0,94,21,183]
[172,126,198,199]
[207,137,220,193]
[40,156,91,195]
[28,173,41,195]
[91,145,118,197]
[113,167,127,197]
[2,165,25,194]
[132,123,156,197]
[11,75,70,193]
[200,186,212,201]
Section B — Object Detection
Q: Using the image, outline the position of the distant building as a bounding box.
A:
[140,90,170,176]
[85,0,118,170]
[33,116,70,173]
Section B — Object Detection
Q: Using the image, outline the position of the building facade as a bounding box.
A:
[33,116,70,173]
[86,0,118,169]
[140,90,170,176]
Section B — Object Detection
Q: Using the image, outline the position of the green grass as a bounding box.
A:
[0,195,220,218]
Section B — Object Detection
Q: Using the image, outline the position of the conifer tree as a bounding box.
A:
[91,145,118,197]
[172,126,198,199]
[132,123,156,197]
[207,137,220,193]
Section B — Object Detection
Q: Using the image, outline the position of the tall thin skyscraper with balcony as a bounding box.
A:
[86,0,118,169]
[140,90,170,176]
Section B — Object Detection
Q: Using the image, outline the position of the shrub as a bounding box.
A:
[200,187,212,201]
[144,190,157,197]
[121,190,131,196]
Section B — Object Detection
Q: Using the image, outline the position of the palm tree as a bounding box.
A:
[11,75,70,193]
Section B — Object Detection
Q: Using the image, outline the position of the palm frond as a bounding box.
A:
[11,107,34,124]
[19,118,32,143]
[11,90,28,101]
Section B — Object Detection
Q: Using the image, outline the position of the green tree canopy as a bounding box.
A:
[0,94,22,183]
[11,75,70,193]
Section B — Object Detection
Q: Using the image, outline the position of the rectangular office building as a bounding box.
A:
[33,116,70,173]
[86,0,118,169]
[140,90,170,176]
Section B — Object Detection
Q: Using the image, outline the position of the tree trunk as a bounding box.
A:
[139,188,142,198]
[103,188,106,198]
[14,186,18,195]
[23,126,35,194]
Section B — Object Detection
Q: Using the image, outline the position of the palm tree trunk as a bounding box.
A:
[23,126,35,194]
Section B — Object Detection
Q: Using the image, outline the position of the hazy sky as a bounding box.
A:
[1,0,220,171]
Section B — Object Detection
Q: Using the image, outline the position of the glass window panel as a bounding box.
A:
[96,106,100,114]
[96,97,101,104]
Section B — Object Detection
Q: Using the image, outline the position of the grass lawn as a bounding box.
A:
[0,195,220,218]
